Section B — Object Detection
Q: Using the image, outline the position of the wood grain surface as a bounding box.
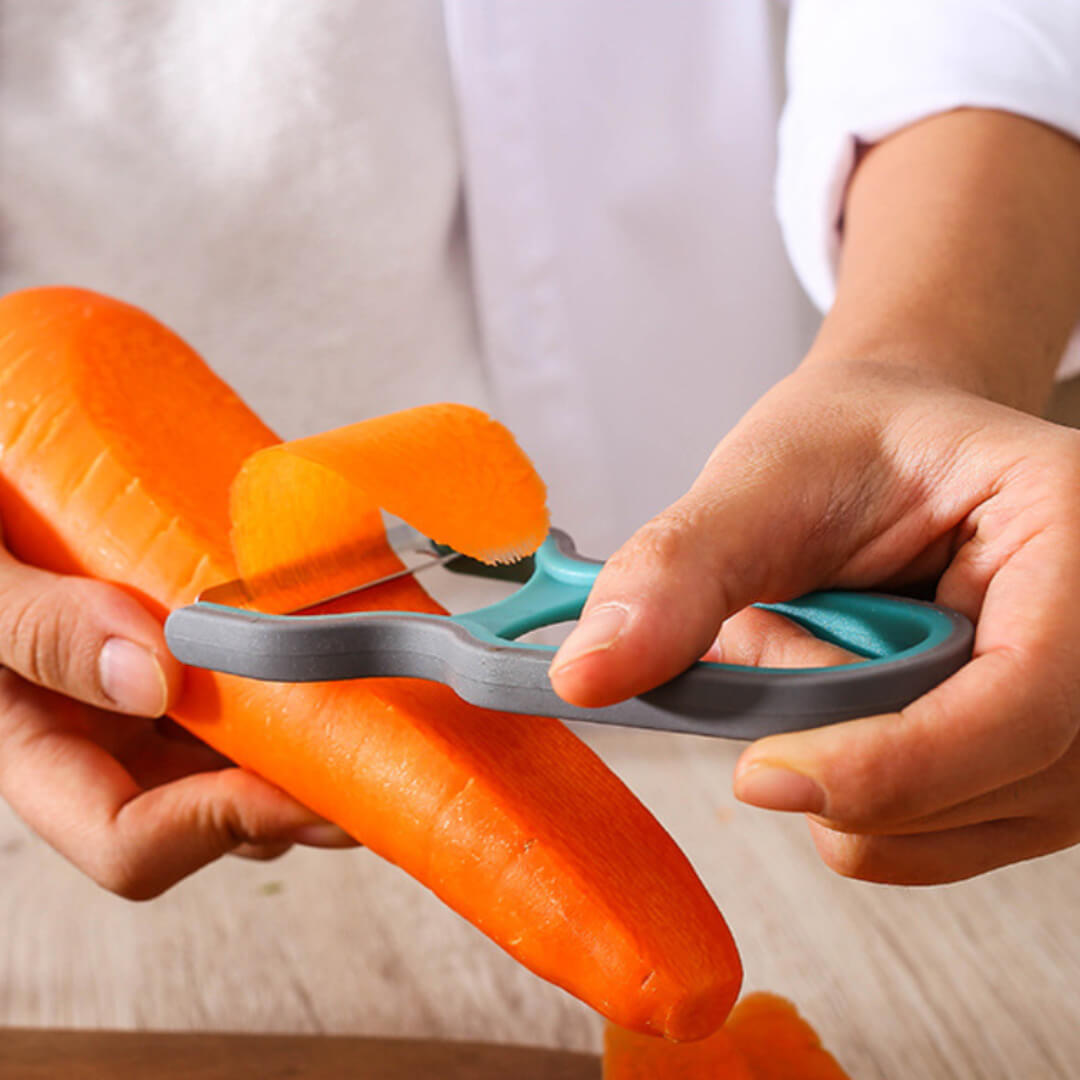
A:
[2,727,1078,1080]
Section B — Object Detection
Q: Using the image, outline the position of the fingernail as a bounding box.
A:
[735,764,826,814]
[99,638,169,716]
[288,823,358,848]
[549,604,629,675]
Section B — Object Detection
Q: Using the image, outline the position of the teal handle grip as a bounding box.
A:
[436,529,973,735]
[450,531,957,663]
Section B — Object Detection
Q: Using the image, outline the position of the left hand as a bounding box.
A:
[0,539,358,899]
[548,357,1080,885]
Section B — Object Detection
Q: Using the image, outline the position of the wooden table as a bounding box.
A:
[2,726,1078,1079]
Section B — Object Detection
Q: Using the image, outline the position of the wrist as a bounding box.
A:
[809,109,1080,417]
[802,318,1047,413]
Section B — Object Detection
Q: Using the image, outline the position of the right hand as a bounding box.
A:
[0,532,357,899]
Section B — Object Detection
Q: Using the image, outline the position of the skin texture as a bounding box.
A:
[551,109,1080,885]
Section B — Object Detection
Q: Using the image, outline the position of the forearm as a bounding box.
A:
[807,109,1080,414]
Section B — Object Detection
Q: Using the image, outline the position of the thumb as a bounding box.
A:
[0,545,182,716]
[549,450,840,708]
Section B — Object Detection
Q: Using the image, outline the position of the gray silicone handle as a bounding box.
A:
[165,598,973,739]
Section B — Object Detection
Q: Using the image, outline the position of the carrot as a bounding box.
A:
[229,404,550,613]
[725,993,850,1079]
[603,993,851,1079]
[0,286,741,1040]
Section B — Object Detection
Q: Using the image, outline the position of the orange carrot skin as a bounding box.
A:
[0,287,742,1040]
[725,993,850,1080]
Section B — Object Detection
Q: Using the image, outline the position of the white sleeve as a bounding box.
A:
[776,0,1080,377]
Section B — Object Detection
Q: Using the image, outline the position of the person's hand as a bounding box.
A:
[0,530,356,899]
[549,358,1080,884]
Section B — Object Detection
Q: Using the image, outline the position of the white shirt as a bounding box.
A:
[0,1,491,436]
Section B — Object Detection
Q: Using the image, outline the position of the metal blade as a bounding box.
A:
[293,548,462,611]
[196,521,462,611]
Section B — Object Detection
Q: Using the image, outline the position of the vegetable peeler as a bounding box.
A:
[164,525,973,740]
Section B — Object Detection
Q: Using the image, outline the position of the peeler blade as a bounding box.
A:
[196,522,460,612]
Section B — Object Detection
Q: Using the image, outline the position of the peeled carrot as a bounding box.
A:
[604,993,851,1079]
[0,286,741,1040]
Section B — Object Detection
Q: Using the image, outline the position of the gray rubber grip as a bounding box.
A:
[165,602,973,739]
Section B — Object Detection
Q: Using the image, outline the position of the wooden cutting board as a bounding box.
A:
[0,1030,601,1079]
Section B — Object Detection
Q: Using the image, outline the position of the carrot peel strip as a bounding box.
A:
[229,404,550,612]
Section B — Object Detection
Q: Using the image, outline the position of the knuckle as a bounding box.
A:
[635,508,693,564]
[231,841,293,862]
[0,578,103,692]
[819,740,920,830]
[812,826,877,881]
[198,799,245,849]
[6,592,69,688]
[607,515,685,577]
[87,847,162,902]
[613,505,717,586]
[195,773,270,850]
[716,610,768,668]
[813,827,909,884]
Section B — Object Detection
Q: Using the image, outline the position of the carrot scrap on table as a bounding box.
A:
[725,992,851,1080]
[604,992,851,1078]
